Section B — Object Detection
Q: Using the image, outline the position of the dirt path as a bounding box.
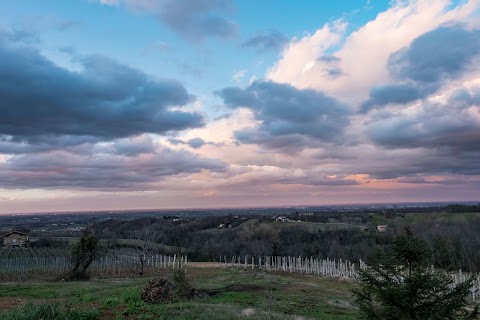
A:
[187,262,223,268]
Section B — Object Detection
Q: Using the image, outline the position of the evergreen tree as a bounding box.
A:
[353,227,478,319]
[67,228,99,280]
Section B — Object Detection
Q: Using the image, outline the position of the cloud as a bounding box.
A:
[267,0,480,105]
[232,69,247,83]
[267,19,347,88]
[242,31,288,52]
[0,39,203,151]
[0,147,226,190]
[158,0,237,41]
[395,176,429,184]
[366,85,480,153]
[0,26,39,44]
[100,0,237,42]
[261,1,480,185]
[356,88,480,179]
[324,67,345,79]
[360,83,433,112]
[389,25,480,83]
[222,165,359,187]
[319,143,480,180]
[317,55,341,64]
[108,136,156,156]
[187,137,206,149]
[217,81,351,149]
[361,25,480,111]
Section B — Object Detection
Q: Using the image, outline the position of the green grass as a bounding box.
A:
[402,212,480,224]
[199,218,260,234]
[0,267,358,319]
[0,302,100,320]
[368,214,394,226]
[115,239,179,253]
[273,221,367,232]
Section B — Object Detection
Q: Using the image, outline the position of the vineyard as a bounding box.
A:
[224,255,480,301]
[2,248,480,302]
[0,248,186,281]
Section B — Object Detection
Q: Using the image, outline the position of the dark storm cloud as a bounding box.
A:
[0,148,226,190]
[234,130,318,152]
[362,25,480,112]
[259,174,358,187]
[317,55,341,63]
[168,137,221,149]
[359,25,480,179]
[394,176,466,184]
[367,86,480,153]
[280,175,358,186]
[326,143,480,181]
[369,149,480,178]
[325,67,344,78]
[242,31,288,52]
[156,0,237,41]
[389,25,480,83]
[395,176,428,184]
[0,135,99,154]
[0,27,39,44]
[0,41,203,149]
[109,137,156,156]
[360,84,434,112]
[217,81,351,149]
[187,138,206,149]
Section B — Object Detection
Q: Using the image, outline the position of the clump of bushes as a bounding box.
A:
[0,302,99,320]
[141,268,206,303]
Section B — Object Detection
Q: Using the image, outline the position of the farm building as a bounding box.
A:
[1,231,30,248]
[376,225,388,233]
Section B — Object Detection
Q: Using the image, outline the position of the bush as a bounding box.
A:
[0,302,100,320]
[141,268,200,304]
[170,268,193,298]
[141,278,177,303]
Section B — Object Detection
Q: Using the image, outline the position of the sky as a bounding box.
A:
[0,0,479,214]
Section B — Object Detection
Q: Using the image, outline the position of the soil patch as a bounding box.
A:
[223,284,264,292]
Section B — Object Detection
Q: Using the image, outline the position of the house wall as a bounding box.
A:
[2,233,28,247]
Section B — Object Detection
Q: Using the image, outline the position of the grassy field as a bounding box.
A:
[0,264,358,319]
[201,218,366,235]
[272,221,367,232]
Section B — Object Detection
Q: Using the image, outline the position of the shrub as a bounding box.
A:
[141,268,199,304]
[170,268,193,298]
[141,277,177,303]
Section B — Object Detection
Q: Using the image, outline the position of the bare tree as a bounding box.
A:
[133,221,160,276]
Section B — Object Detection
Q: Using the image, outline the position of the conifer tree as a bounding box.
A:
[353,227,478,319]
[67,228,99,280]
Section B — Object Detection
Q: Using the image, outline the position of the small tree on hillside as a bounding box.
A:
[133,222,160,276]
[67,228,99,280]
[353,227,478,320]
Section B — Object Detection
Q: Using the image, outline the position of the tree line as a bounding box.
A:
[84,204,480,272]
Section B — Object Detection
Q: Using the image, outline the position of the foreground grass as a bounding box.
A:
[0,266,358,319]
[1,302,100,320]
